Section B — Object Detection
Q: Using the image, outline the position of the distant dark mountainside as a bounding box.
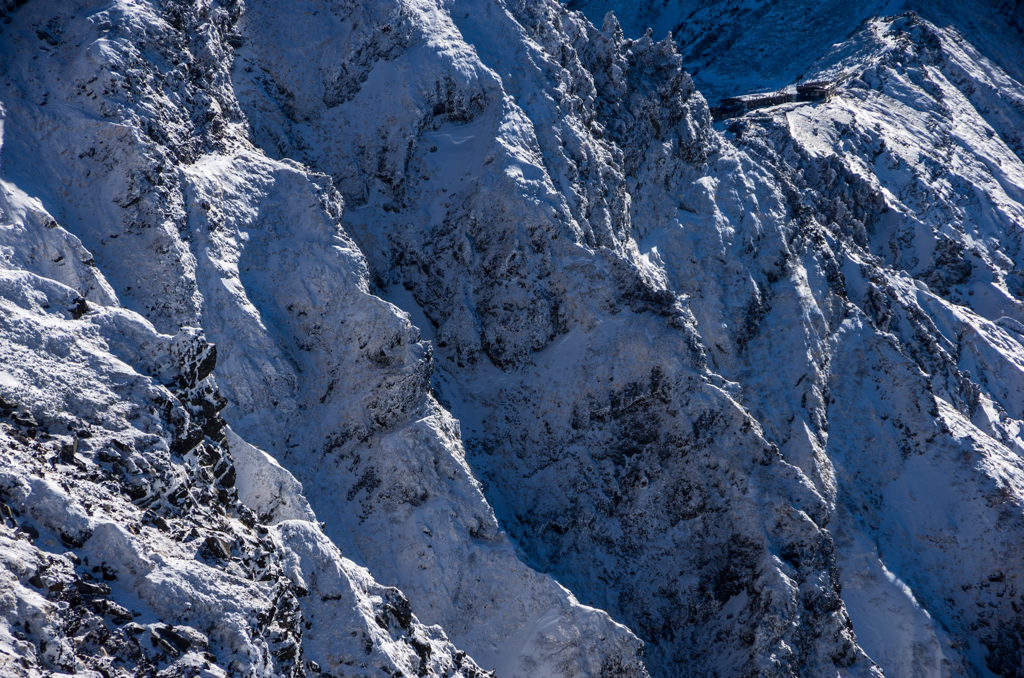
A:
[565,0,1024,101]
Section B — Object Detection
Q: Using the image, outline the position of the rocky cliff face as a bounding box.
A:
[0,1,1022,678]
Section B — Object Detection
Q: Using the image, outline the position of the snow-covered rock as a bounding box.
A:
[1,0,1022,677]
[0,269,493,677]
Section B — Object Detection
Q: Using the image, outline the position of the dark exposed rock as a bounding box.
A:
[203,535,232,561]
[69,296,89,320]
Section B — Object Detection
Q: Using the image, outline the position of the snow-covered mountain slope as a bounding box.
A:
[1,1,1023,678]
[230,3,879,676]
[0,261,490,678]
[0,1,645,677]
[708,13,1024,677]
